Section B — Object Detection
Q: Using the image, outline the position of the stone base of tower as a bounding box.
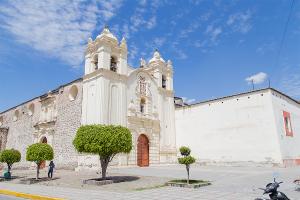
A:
[159,148,177,164]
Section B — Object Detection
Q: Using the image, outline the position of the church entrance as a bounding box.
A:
[39,136,47,169]
[137,134,149,167]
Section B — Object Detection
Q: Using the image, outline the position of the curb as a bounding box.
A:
[0,189,65,200]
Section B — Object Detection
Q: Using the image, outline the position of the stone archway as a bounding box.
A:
[137,134,149,167]
[39,136,47,169]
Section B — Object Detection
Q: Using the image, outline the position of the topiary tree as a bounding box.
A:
[73,124,132,179]
[26,143,54,179]
[0,149,21,177]
[178,146,196,184]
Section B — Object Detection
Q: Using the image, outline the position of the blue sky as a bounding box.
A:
[0,0,299,111]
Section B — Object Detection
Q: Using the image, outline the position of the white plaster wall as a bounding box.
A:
[270,91,300,161]
[175,90,282,163]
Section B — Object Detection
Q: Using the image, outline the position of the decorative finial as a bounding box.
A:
[102,25,110,34]
[121,37,126,44]
[149,49,165,63]
[154,50,161,59]
[167,60,172,67]
[140,58,147,68]
[120,37,127,49]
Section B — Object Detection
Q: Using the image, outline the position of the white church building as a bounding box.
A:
[0,27,299,169]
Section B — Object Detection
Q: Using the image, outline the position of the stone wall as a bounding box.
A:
[0,79,83,169]
[53,81,82,169]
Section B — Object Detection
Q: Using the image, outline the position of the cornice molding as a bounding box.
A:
[83,68,128,82]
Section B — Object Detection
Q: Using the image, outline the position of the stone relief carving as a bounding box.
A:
[39,97,57,123]
[136,75,152,97]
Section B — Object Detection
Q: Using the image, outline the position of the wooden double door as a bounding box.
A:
[137,134,149,167]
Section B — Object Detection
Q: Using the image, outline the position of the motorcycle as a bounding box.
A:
[255,178,290,200]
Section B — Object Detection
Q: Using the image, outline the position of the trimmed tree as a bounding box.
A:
[26,143,54,179]
[178,146,196,184]
[73,124,132,179]
[0,149,21,177]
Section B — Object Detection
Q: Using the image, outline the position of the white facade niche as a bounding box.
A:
[69,85,78,101]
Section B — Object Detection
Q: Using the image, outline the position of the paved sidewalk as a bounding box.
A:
[0,194,25,200]
[0,165,299,200]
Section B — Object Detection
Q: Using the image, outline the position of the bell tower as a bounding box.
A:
[147,50,177,163]
[81,26,128,126]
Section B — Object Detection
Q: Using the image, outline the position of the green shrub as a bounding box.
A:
[178,146,196,184]
[179,146,191,156]
[0,149,21,174]
[26,143,54,179]
[73,124,132,179]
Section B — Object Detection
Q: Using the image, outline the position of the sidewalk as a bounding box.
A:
[0,165,299,200]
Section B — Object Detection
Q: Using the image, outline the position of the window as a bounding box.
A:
[110,56,117,72]
[283,111,293,137]
[140,98,146,113]
[92,54,98,70]
[162,75,166,89]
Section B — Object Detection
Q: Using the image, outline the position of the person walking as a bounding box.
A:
[48,161,55,178]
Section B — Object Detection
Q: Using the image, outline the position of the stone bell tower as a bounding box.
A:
[148,50,177,163]
[81,26,128,126]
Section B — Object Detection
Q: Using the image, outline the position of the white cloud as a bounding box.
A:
[206,25,222,42]
[245,72,268,84]
[256,42,276,55]
[146,16,157,29]
[128,43,139,65]
[179,21,200,38]
[182,97,196,104]
[0,0,123,68]
[153,37,166,47]
[227,10,252,33]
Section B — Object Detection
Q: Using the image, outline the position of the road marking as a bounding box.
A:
[0,189,65,200]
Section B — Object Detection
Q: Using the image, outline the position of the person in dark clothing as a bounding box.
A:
[48,161,55,178]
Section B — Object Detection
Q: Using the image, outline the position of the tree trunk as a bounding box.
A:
[36,163,40,180]
[186,164,190,184]
[100,157,109,180]
[7,164,11,173]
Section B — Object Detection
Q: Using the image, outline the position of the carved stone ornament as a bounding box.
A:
[138,76,147,96]
[140,58,147,68]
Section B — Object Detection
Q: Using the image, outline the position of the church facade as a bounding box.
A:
[0,27,299,169]
[0,27,177,170]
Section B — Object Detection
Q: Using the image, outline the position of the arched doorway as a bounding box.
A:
[137,134,149,167]
[40,136,47,169]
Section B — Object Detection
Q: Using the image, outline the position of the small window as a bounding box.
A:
[13,110,19,121]
[162,75,166,89]
[69,85,78,101]
[140,98,146,113]
[0,116,3,126]
[92,54,98,70]
[283,111,293,137]
[110,56,117,72]
[28,103,34,116]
